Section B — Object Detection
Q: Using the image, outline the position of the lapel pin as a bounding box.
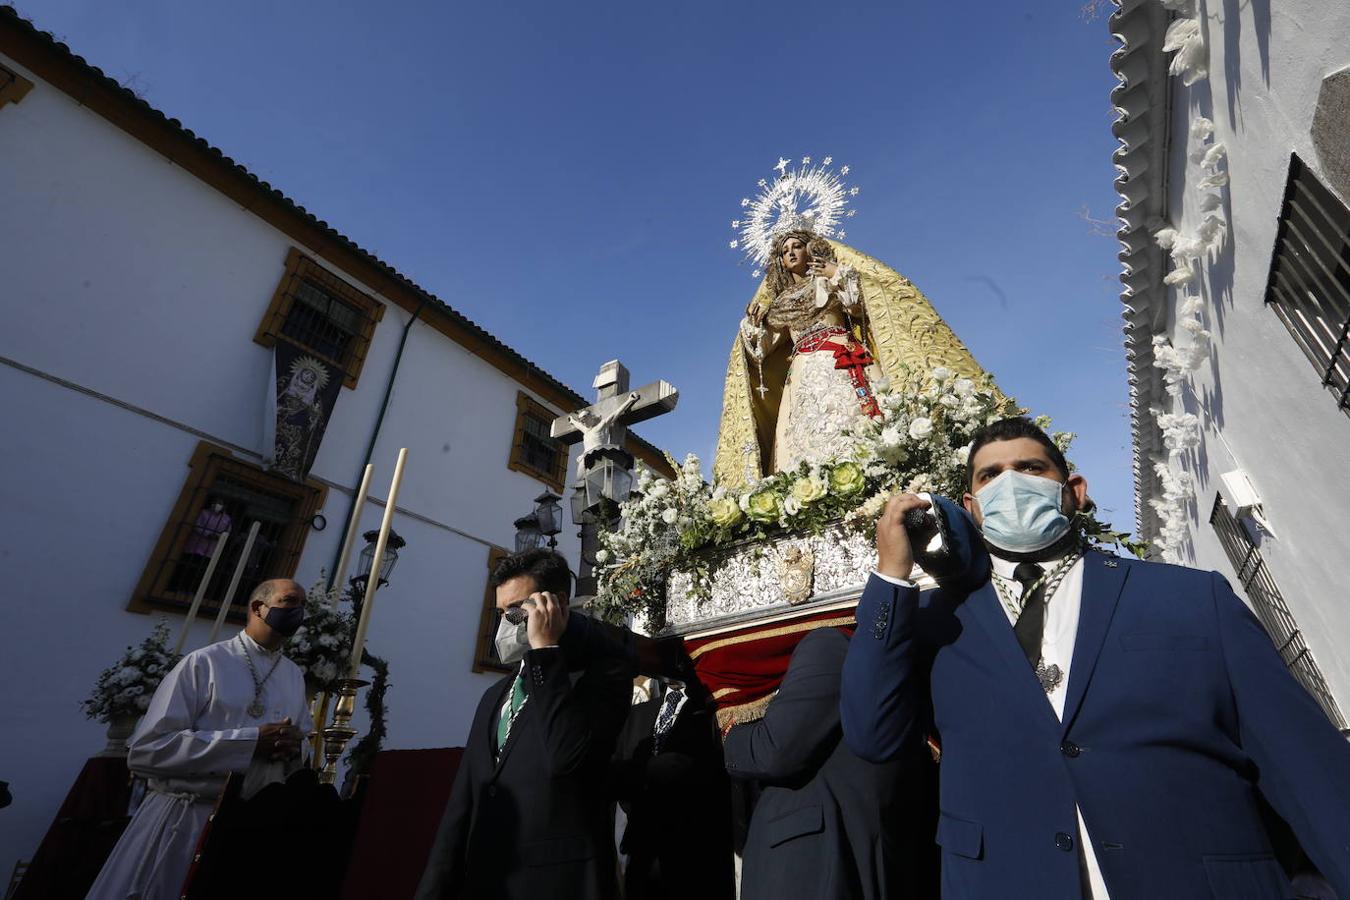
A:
[1105,559,1119,568]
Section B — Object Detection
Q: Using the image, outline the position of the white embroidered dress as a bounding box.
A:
[86,631,312,900]
[740,264,878,473]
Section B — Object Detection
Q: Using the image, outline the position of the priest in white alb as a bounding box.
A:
[87,578,313,900]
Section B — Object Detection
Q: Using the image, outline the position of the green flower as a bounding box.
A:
[745,488,784,523]
[828,462,866,497]
[708,497,744,527]
[791,474,829,505]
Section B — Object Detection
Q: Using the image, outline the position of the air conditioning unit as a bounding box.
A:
[1218,469,1275,537]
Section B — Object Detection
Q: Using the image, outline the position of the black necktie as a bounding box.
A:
[1012,562,1046,667]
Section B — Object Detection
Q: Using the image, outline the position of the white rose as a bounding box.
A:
[954,442,972,466]
[783,496,802,516]
[880,426,902,446]
[595,548,612,564]
[661,508,679,525]
[932,366,953,382]
[953,377,975,397]
[649,482,670,499]
[908,417,934,440]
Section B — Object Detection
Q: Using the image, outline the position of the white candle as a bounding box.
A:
[347,448,408,677]
[330,463,374,599]
[174,529,231,655]
[207,520,261,645]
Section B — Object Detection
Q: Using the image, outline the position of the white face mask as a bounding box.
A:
[494,614,530,665]
[974,469,1072,554]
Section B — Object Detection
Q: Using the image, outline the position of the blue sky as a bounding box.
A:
[16,0,1137,531]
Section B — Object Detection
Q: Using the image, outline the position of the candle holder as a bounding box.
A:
[318,677,368,785]
[307,690,333,769]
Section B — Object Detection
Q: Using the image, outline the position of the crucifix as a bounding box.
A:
[550,359,679,596]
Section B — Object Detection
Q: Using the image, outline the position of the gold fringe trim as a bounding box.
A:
[688,615,856,661]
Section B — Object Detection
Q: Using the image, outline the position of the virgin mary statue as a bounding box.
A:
[713,159,998,487]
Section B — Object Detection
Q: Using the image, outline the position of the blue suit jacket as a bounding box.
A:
[840,551,1350,899]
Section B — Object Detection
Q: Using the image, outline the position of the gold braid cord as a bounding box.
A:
[713,240,1005,488]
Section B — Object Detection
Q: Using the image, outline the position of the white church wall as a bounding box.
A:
[0,52,586,868]
[1157,0,1350,710]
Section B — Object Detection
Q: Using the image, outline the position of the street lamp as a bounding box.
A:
[352,528,404,594]
[514,514,544,553]
[569,448,635,525]
[533,491,563,549]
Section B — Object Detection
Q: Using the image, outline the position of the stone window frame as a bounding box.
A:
[507,391,568,493]
[0,62,34,110]
[254,248,385,389]
[129,440,328,620]
[472,546,513,674]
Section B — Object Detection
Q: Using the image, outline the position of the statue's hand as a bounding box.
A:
[746,299,771,326]
[809,259,839,280]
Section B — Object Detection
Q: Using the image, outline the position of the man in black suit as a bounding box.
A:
[611,675,735,900]
[722,626,936,900]
[415,550,631,900]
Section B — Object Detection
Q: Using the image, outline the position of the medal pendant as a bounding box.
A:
[248,699,265,718]
[1035,662,1064,694]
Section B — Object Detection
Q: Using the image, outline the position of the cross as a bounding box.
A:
[550,360,678,469]
[550,360,679,600]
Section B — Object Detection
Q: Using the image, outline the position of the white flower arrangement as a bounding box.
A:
[595,369,1061,623]
[286,575,357,691]
[82,620,181,723]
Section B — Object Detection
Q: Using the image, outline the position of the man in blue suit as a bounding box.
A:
[840,417,1350,899]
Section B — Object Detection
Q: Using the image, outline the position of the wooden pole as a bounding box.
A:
[174,529,231,655]
[207,520,261,645]
[346,448,407,678]
[330,463,374,598]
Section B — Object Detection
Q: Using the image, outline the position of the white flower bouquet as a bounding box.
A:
[286,576,357,691]
[82,620,181,722]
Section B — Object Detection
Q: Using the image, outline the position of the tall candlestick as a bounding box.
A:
[347,448,407,677]
[330,464,374,598]
[207,520,261,645]
[174,529,231,655]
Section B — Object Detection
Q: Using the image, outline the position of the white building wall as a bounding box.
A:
[0,53,585,869]
[1158,0,1350,711]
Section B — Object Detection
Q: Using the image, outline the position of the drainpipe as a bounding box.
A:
[328,298,429,576]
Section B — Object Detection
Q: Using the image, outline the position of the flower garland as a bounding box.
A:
[594,368,1139,624]
[82,620,181,723]
[1144,0,1231,562]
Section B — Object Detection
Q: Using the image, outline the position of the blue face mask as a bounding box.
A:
[974,470,1071,554]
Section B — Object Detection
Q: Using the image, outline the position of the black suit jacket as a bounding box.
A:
[723,627,936,900]
[611,684,736,900]
[415,646,631,900]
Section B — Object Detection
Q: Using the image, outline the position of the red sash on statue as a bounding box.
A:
[792,326,881,418]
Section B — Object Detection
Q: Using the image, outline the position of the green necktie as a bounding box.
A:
[495,674,526,755]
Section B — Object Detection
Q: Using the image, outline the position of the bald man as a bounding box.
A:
[87,579,313,900]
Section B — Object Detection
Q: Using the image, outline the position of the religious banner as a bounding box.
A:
[264,342,343,480]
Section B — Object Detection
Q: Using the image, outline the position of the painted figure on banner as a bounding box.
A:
[714,158,999,487]
[272,350,338,480]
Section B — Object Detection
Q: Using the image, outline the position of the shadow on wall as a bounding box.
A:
[1219,0,1274,131]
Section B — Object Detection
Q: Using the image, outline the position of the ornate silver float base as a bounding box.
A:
[658,523,932,637]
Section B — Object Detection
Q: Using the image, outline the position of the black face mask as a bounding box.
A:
[263,604,305,638]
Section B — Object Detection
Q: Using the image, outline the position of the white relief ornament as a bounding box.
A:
[729,156,859,275]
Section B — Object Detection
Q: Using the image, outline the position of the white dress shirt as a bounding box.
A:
[877,558,1111,900]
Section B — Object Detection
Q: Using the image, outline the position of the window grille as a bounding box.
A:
[1209,497,1347,729]
[131,442,327,620]
[1264,154,1350,415]
[507,392,567,492]
[255,248,385,388]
